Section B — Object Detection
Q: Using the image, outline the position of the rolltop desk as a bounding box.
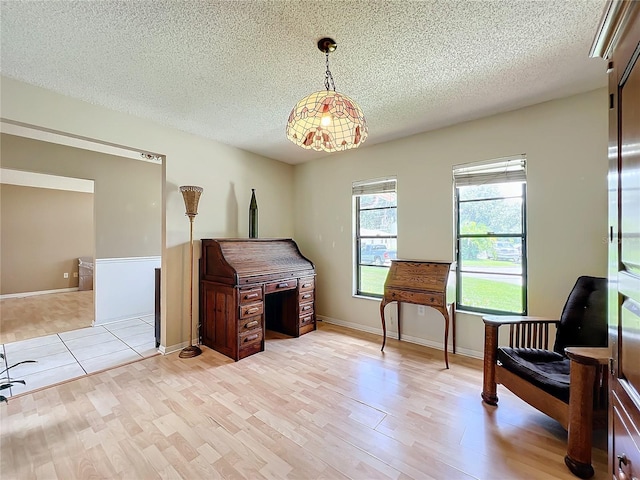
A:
[199,238,316,361]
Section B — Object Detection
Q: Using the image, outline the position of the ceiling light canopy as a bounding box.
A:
[286,38,368,153]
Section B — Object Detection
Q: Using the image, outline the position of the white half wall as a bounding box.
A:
[94,256,161,325]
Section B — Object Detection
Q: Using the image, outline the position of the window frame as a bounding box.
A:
[353,177,397,298]
[453,157,528,315]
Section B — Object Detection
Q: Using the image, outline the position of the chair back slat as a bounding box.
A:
[543,326,548,349]
[535,323,542,347]
[508,323,550,349]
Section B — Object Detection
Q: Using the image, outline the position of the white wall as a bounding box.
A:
[294,89,608,358]
[1,76,295,351]
[94,256,161,325]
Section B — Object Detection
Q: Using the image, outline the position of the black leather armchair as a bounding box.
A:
[481,276,608,479]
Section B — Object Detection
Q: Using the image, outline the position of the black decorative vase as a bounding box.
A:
[249,189,258,238]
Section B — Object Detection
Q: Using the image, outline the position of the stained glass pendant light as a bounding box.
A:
[286,38,368,153]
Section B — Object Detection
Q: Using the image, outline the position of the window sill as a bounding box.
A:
[454,309,486,318]
[352,294,382,301]
[455,308,527,318]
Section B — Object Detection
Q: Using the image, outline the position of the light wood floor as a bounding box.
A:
[0,322,608,479]
[0,290,93,344]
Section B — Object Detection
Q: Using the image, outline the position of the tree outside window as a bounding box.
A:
[454,159,527,314]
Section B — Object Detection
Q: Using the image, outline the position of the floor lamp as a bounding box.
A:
[179,185,203,359]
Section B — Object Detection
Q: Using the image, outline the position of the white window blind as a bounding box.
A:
[352,177,397,196]
[453,155,526,187]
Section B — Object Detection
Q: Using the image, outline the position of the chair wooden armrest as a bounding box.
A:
[483,315,559,327]
[484,316,560,350]
[486,316,560,349]
[565,347,610,366]
[482,315,560,326]
[482,316,560,405]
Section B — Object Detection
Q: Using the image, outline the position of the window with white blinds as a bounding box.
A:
[353,177,397,298]
[453,155,527,315]
[453,155,526,187]
[352,177,397,196]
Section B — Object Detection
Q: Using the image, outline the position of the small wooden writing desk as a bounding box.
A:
[380,260,455,368]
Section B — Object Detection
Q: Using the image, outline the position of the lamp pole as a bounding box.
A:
[179,186,203,358]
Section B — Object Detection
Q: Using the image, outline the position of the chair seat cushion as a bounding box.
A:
[497,347,570,403]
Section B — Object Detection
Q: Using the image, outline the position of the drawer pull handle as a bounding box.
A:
[302,293,312,299]
[618,454,629,468]
[277,282,289,288]
[244,320,259,329]
[302,305,311,311]
[617,453,633,480]
[245,307,259,315]
[302,283,312,288]
[244,293,259,299]
[244,334,259,342]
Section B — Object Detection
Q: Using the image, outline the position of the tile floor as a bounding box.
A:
[1,315,158,398]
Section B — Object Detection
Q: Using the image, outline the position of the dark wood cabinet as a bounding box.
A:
[591,3,640,479]
[199,238,316,361]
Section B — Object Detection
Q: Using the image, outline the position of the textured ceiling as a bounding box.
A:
[0,1,607,164]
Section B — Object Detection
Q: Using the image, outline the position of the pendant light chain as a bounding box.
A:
[324,52,336,92]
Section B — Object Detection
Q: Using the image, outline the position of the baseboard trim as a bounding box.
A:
[94,311,154,326]
[318,315,483,360]
[0,287,79,300]
[159,341,191,355]
[318,315,388,337]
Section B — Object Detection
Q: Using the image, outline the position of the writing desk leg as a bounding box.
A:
[443,311,450,369]
[380,300,387,351]
[451,302,456,354]
[397,302,401,342]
